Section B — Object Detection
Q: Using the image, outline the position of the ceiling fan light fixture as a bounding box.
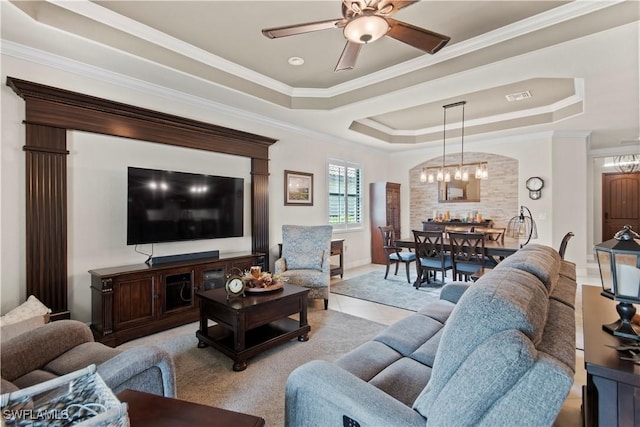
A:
[343,14,389,44]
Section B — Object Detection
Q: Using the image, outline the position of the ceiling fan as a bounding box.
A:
[262,0,451,72]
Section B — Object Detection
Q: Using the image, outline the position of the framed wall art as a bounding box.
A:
[284,170,313,206]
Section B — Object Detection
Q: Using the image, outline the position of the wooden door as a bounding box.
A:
[602,172,640,240]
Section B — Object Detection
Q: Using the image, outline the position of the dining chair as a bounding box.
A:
[474,226,506,243]
[413,230,452,289]
[379,226,416,283]
[558,232,575,259]
[448,232,486,282]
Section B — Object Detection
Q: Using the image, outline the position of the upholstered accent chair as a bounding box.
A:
[275,225,333,310]
[0,320,176,397]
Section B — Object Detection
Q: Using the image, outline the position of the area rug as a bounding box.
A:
[117,309,386,426]
[330,271,443,311]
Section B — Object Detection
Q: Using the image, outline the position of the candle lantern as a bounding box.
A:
[595,225,640,340]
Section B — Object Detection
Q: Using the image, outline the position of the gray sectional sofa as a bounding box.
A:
[285,244,577,426]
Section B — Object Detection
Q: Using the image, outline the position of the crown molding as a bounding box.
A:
[1,39,377,152]
[47,0,624,100]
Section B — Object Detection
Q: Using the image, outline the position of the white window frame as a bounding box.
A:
[327,158,363,231]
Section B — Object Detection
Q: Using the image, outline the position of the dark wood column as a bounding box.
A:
[24,124,70,319]
[7,77,277,319]
[251,158,270,263]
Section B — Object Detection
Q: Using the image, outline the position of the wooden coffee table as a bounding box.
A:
[195,283,310,371]
[118,389,265,427]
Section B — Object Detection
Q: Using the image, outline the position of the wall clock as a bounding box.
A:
[526,176,544,200]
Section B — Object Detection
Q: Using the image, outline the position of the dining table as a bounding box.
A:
[395,236,522,261]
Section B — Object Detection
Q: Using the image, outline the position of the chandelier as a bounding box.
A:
[420,101,488,184]
[612,154,640,174]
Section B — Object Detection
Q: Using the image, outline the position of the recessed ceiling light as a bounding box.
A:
[288,56,305,66]
[505,90,532,102]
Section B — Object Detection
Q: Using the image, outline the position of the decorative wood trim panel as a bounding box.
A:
[7,77,275,160]
[24,124,69,315]
[252,158,270,262]
[7,76,277,318]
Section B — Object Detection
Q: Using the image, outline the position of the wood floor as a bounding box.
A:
[322,263,597,427]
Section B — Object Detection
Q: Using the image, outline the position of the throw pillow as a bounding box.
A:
[0,295,51,326]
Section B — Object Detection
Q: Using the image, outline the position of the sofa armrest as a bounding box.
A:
[97,346,176,398]
[286,360,425,427]
[439,282,471,304]
[0,320,94,382]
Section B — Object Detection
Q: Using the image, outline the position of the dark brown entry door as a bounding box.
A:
[602,172,640,241]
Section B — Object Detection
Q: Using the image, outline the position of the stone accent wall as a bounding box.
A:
[410,152,518,231]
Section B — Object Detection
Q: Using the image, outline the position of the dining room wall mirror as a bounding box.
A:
[438,175,481,202]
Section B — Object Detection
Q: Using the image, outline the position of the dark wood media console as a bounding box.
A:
[90,252,265,346]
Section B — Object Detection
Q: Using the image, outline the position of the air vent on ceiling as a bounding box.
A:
[505,91,532,102]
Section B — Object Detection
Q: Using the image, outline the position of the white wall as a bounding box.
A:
[0,54,390,321]
[67,132,254,322]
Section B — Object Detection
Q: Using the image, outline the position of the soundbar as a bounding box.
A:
[146,250,220,266]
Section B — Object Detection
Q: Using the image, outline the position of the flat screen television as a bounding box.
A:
[127,167,244,245]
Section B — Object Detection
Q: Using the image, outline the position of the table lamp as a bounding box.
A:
[595,225,640,340]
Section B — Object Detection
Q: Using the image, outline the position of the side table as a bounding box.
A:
[117,389,265,427]
[582,285,640,427]
[330,239,344,278]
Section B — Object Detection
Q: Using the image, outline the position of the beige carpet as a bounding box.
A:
[117,308,386,426]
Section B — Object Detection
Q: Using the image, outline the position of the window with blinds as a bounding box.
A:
[328,160,362,230]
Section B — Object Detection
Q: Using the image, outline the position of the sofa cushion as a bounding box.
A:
[336,341,401,381]
[0,378,19,394]
[551,275,578,309]
[44,342,121,376]
[281,225,332,271]
[559,260,577,281]
[370,357,434,407]
[493,244,561,293]
[538,299,576,371]
[413,330,536,424]
[12,370,58,390]
[374,305,449,357]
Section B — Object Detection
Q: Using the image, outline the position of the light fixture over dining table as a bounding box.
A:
[420,101,488,184]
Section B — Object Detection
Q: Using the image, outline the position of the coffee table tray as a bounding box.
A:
[245,282,284,293]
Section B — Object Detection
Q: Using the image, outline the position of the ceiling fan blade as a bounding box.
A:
[262,18,346,39]
[386,18,450,54]
[379,1,419,16]
[335,41,363,72]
